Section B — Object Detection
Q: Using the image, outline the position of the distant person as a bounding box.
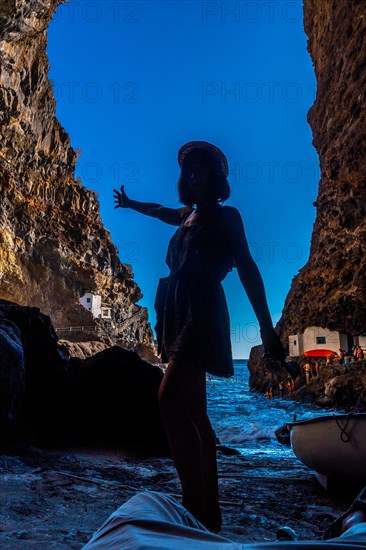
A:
[344,354,351,365]
[278,380,284,398]
[339,348,345,364]
[356,346,364,361]
[303,362,312,383]
[113,141,286,532]
[286,377,295,395]
[265,386,273,399]
[314,360,320,376]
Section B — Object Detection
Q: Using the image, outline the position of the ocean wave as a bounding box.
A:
[215,423,275,444]
[208,361,333,455]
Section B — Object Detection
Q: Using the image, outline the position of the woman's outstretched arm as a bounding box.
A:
[113,185,192,225]
[223,206,286,360]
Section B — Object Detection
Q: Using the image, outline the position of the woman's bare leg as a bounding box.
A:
[190,377,222,532]
[158,357,206,522]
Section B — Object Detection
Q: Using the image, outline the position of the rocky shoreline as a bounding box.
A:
[248,345,366,410]
[0,445,356,548]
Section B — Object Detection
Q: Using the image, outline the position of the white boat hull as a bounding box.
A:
[287,413,366,480]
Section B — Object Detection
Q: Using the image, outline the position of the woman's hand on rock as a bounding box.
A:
[113,185,131,208]
[260,328,286,363]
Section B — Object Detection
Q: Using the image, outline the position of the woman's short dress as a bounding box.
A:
[154,204,236,378]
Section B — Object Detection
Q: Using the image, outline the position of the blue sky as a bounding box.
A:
[47,0,318,358]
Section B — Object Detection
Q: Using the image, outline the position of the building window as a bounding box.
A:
[316,336,326,344]
[294,340,297,346]
[86,297,91,303]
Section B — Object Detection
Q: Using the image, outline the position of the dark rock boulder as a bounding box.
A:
[322,365,366,408]
[0,299,73,446]
[275,424,291,446]
[0,300,168,454]
[0,313,25,442]
[69,346,168,453]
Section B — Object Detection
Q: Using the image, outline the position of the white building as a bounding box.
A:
[357,334,366,350]
[100,303,112,319]
[289,326,366,357]
[80,293,112,319]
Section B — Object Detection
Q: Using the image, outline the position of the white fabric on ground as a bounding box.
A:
[83,491,366,550]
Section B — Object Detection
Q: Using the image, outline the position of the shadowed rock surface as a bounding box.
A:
[0,309,25,441]
[0,300,168,454]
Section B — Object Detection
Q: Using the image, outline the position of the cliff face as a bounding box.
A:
[277,0,366,341]
[0,0,155,352]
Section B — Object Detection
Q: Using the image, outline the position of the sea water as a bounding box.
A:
[207,359,333,459]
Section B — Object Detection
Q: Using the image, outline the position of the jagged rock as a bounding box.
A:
[320,365,366,408]
[118,340,162,365]
[248,1,366,406]
[0,300,168,453]
[276,0,366,340]
[302,363,366,409]
[59,340,109,359]
[0,0,156,356]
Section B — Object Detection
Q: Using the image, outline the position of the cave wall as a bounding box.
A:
[277,0,366,342]
[0,0,155,351]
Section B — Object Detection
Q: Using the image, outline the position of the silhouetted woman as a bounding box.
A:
[113,141,285,532]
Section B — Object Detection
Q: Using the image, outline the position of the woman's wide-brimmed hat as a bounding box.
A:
[178,141,229,177]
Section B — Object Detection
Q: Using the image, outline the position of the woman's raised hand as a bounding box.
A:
[113,185,131,209]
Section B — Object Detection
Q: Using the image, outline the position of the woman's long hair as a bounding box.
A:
[177,149,230,207]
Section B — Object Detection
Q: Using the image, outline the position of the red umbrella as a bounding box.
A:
[304,349,336,357]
